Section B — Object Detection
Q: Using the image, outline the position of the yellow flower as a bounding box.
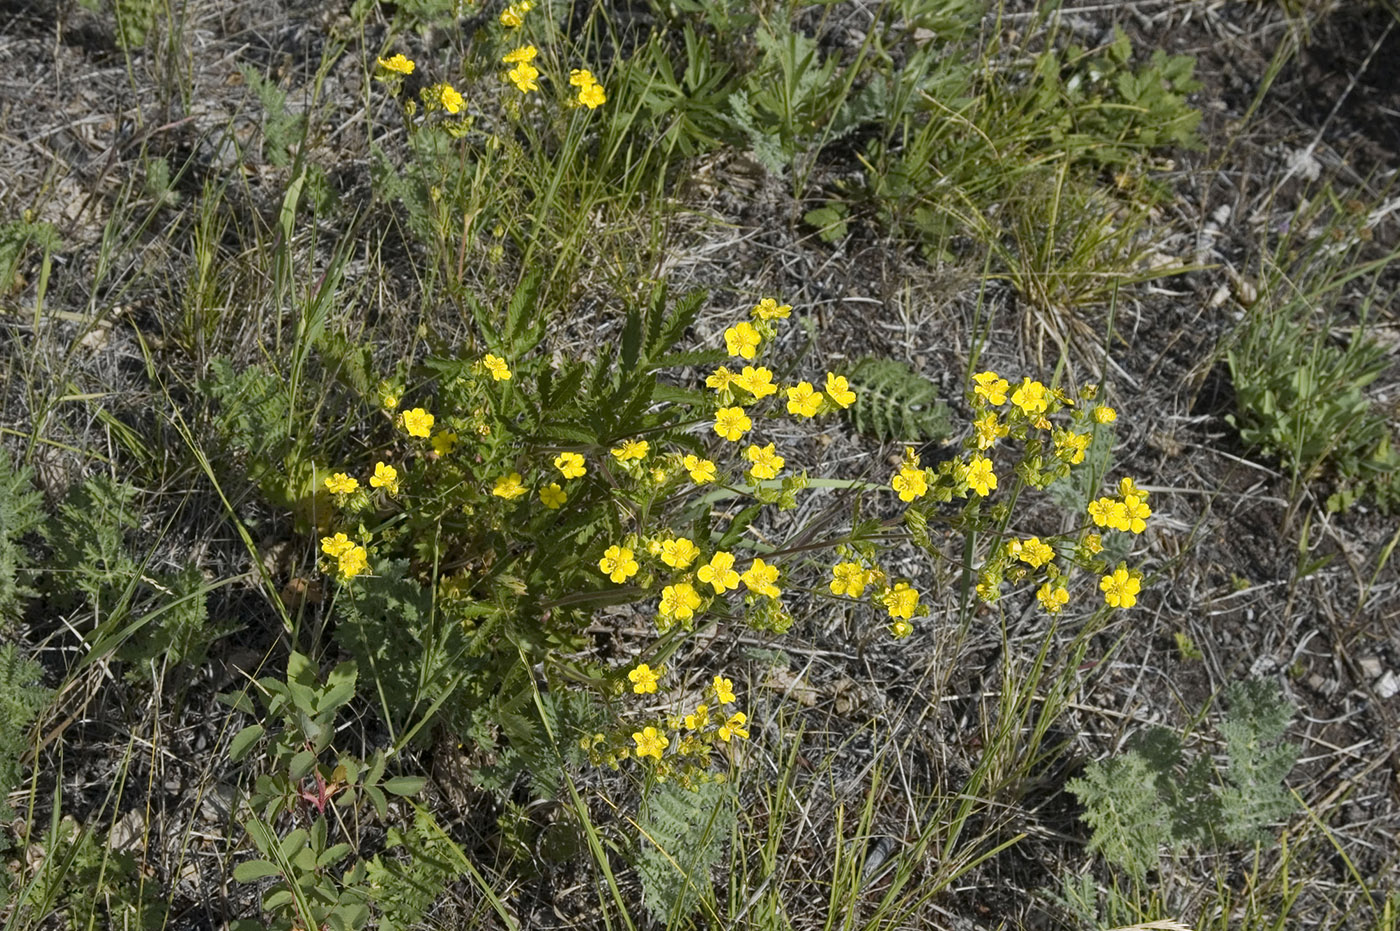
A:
[401,407,434,438]
[683,454,717,484]
[483,354,512,380]
[430,430,458,455]
[824,373,856,408]
[377,54,415,75]
[966,456,996,496]
[1117,477,1147,500]
[660,582,702,622]
[628,662,663,694]
[507,61,539,93]
[1122,494,1151,534]
[369,462,400,494]
[786,381,823,418]
[717,712,748,742]
[1017,537,1055,569]
[660,537,700,569]
[1036,582,1069,614]
[712,675,736,704]
[553,452,586,479]
[570,68,597,87]
[713,407,752,442]
[696,551,739,594]
[830,562,868,598]
[1100,566,1141,609]
[599,544,639,583]
[320,532,355,558]
[502,44,538,64]
[611,438,650,461]
[577,82,606,109]
[1011,378,1049,416]
[740,558,781,598]
[425,83,465,114]
[724,321,762,359]
[745,443,785,481]
[972,371,1009,406]
[324,473,358,495]
[1093,405,1117,424]
[882,582,921,620]
[734,365,777,399]
[751,298,791,320]
[1084,533,1103,554]
[706,367,735,391]
[973,412,1007,450]
[540,483,567,509]
[890,618,913,639]
[337,545,370,580]
[492,472,527,500]
[684,704,710,730]
[1055,429,1090,464]
[632,726,668,760]
[892,465,928,502]
[499,1,532,27]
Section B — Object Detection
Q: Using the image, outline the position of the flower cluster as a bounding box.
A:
[569,69,606,109]
[503,45,539,94]
[1088,477,1152,534]
[320,532,370,581]
[828,554,923,638]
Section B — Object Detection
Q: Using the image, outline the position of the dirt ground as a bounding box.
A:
[2,0,1399,928]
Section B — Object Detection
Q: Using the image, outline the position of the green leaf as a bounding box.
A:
[289,749,317,781]
[234,858,283,883]
[229,724,264,761]
[382,775,426,797]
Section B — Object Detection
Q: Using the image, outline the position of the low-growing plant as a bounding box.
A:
[1067,678,1299,882]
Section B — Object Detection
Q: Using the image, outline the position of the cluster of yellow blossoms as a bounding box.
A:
[886,369,1147,615]
[828,559,922,638]
[320,532,370,581]
[584,672,747,782]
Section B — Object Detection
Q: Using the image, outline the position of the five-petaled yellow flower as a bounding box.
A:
[632,726,668,760]
[612,439,649,461]
[1016,537,1056,568]
[492,472,527,500]
[321,532,355,558]
[734,365,777,399]
[745,443,784,481]
[539,483,567,509]
[830,561,868,598]
[426,83,465,114]
[1100,566,1141,609]
[483,354,512,381]
[377,54,415,75]
[712,675,736,704]
[499,0,532,27]
[882,581,921,620]
[431,430,458,455]
[577,81,605,109]
[337,545,370,580]
[1011,378,1049,416]
[507,61,539,93]
[892,465,927,502]
[724,321,762,359]
[683,455,717,484]
[660,582,702,622]
[713,406,752,442]
[966,456,997,497]
[324,473,358,495]
[401,407,434,438]
[657,537,697,570]
[740,558,781,598]
[717,712,749,742]
[974,412,1007,449]
[696,551,739,594]
[370,462,400,494]
[824,373,856,408]
[553,451,586,479]
[628,662,663,694]
[599,544,639,583]
[706,367,735,391]
[1121,494,1151,534]
[1036,582,1069,614]
[972,371,1009,406]
[752,298,792,320]
[786,381,823,418]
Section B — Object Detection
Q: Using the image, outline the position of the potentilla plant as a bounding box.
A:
[310,289,1151,788]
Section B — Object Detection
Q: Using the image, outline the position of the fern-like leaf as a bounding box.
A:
[844,357,951,444]
[637,780,734,924]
